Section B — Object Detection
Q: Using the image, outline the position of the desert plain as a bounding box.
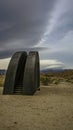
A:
[0,80,73,130]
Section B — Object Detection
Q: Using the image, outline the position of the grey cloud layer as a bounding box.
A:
[0,0,56,58]
[38,0,73,69]
[0,0,73,69]
[38,0,73,45]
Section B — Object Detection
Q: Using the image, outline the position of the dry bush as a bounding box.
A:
[0,75,5,87]
[40,69,73,85]
[40,74,49,85]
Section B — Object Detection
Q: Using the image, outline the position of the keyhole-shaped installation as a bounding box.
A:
[3,51,40,95]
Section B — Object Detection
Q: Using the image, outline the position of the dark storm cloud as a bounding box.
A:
[0,47,48,59]
[1,0,73,69]
[0,50,13,59]
[0,0,56,58]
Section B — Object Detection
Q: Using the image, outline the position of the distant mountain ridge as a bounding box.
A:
[40,68,71,73]
[0,69,6,75]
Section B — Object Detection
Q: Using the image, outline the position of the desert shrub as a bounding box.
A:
[40,74,61,85]
[0,75,5,87]
[53,80,60,84]
[40,75,49,85]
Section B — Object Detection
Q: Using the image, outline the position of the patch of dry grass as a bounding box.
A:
[40,70,73,85]
[0,75,5,87]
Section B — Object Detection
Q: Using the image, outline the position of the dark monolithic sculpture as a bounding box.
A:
[3,51,40,95]
[23,51,40,95]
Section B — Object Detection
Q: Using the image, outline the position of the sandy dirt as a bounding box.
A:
[0,82,73,130]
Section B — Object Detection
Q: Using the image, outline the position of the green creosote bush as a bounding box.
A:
[40,74,60,85]
[40,75,49,86]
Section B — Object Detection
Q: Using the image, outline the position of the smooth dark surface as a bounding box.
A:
[23,51,40,95]
[29,51,40,90]
[3,51,27,94]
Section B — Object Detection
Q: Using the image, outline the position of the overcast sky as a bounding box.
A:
[0,0,73,70]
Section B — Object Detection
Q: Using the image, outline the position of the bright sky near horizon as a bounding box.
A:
[0,0,73,70]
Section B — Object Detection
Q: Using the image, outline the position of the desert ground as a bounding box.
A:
[0,81,73,130]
